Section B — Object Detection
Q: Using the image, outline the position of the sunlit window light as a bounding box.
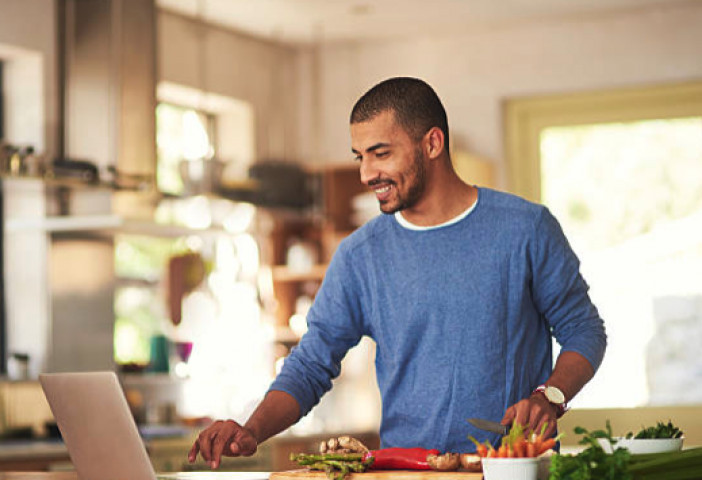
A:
[233,233,260,280]
[540,117,702,408]
[182,110,214,161]
[223,202,256,233]
[174,195,212,230]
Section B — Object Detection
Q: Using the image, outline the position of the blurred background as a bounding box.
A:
[0,0,701,472]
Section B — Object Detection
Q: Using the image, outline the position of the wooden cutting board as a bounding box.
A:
[270,470,483,480]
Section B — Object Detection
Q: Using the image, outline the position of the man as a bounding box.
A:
[188,77,607,468]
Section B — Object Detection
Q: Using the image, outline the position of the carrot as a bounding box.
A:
[526,442,537,458]
[531,422,548,455]
[537,433,564,456]
[497,445,508,458]
[513,439,526,458]
[467,436,486,457]
[476,444,488,457]
[532,439,542,456]
[485,441,496,458]
[538,438,556,455]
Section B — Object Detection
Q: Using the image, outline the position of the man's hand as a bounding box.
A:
[500,351,596,439]
[500,393,558,438]
[188,420,258,469]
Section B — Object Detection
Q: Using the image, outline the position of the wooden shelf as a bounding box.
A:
[267,164,365,330]
[4,214,123,233]
[272,264,327,282]
[0,173,149,191]
[115,276,160,288]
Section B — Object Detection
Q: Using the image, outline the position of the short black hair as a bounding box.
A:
[350,77,449,147]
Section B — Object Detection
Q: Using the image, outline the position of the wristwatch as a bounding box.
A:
[532,384,569,418]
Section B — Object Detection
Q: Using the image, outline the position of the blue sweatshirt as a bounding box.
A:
[270,187,607,452]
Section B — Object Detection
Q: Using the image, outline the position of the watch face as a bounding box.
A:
[545,386,565,404]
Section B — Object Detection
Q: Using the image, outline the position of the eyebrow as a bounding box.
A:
[351,142,391,155]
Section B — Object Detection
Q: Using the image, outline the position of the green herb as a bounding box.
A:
[625,420,684,439]
[549,421,702,480]
[549,420,632,480]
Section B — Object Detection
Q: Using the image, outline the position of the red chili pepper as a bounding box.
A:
[363,447,441,470]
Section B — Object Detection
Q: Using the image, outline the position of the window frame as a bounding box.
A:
[504,81,702,203]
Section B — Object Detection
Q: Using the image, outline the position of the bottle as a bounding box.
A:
[22,146,43,177]
[8,352,31,380]
[9,147,22,175]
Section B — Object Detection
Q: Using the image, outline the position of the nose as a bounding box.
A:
[359,159,378,186]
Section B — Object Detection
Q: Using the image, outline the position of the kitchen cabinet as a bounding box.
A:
[267,164,369,362]
[0,441,71,472]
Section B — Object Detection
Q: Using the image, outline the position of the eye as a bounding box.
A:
[353,154,362,163]
[376,151,389,158]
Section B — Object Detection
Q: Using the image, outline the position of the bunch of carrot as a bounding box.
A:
[469,423,562,458]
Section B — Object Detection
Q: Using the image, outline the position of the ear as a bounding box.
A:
[424,127,445,160]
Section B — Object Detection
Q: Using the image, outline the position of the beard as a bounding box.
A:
[378,146,427,215]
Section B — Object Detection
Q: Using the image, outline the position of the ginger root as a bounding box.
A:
[319,436,369,454]
[427,452,461,471]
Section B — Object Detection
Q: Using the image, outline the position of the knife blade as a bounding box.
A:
[468,417,509,436]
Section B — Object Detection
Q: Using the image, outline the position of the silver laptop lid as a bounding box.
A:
[40,371,156,480]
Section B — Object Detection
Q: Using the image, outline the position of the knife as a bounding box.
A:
[468,417,510,436]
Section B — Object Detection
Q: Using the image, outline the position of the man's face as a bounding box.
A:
[350,110,427,214]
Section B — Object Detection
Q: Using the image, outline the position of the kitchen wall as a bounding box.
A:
[0,0,59,159]
[0,0,59,377]
[157,10,315,164]
[311,1,702,187]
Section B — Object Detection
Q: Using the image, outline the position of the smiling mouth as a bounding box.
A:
[373,183,393,202]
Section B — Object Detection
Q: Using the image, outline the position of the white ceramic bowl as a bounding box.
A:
[481,457,539,480]
[598,437,684,454]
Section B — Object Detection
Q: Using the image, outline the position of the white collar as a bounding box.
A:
[394,196,478,231]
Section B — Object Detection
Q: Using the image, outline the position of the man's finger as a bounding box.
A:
[501,405,516,425]
[513,402,529,427]
[229,441,241,455]
[211,430,233,469]
[188,442,200,463]
[199,428,217,463]
[542,419,557,439]
[528,403,544,432]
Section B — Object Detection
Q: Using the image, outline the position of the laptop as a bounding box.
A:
[40,371,158,480]
[40,371,271,480]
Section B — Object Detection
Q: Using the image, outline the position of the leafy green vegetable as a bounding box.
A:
[625,420,684,439]
[550,421,702,480]
[549,420,632,480]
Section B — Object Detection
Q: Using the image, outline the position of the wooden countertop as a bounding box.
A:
[0,474,272,480]
[0,473,484,480]
[0,474,77,480]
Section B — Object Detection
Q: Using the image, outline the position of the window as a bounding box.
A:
[541,118,702,408]
[114,86,267,421]
[156,103,216,195]
[505,82,702,409]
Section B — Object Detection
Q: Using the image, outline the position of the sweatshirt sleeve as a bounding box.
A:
[268,242,366,417]
[531,208,607,372]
